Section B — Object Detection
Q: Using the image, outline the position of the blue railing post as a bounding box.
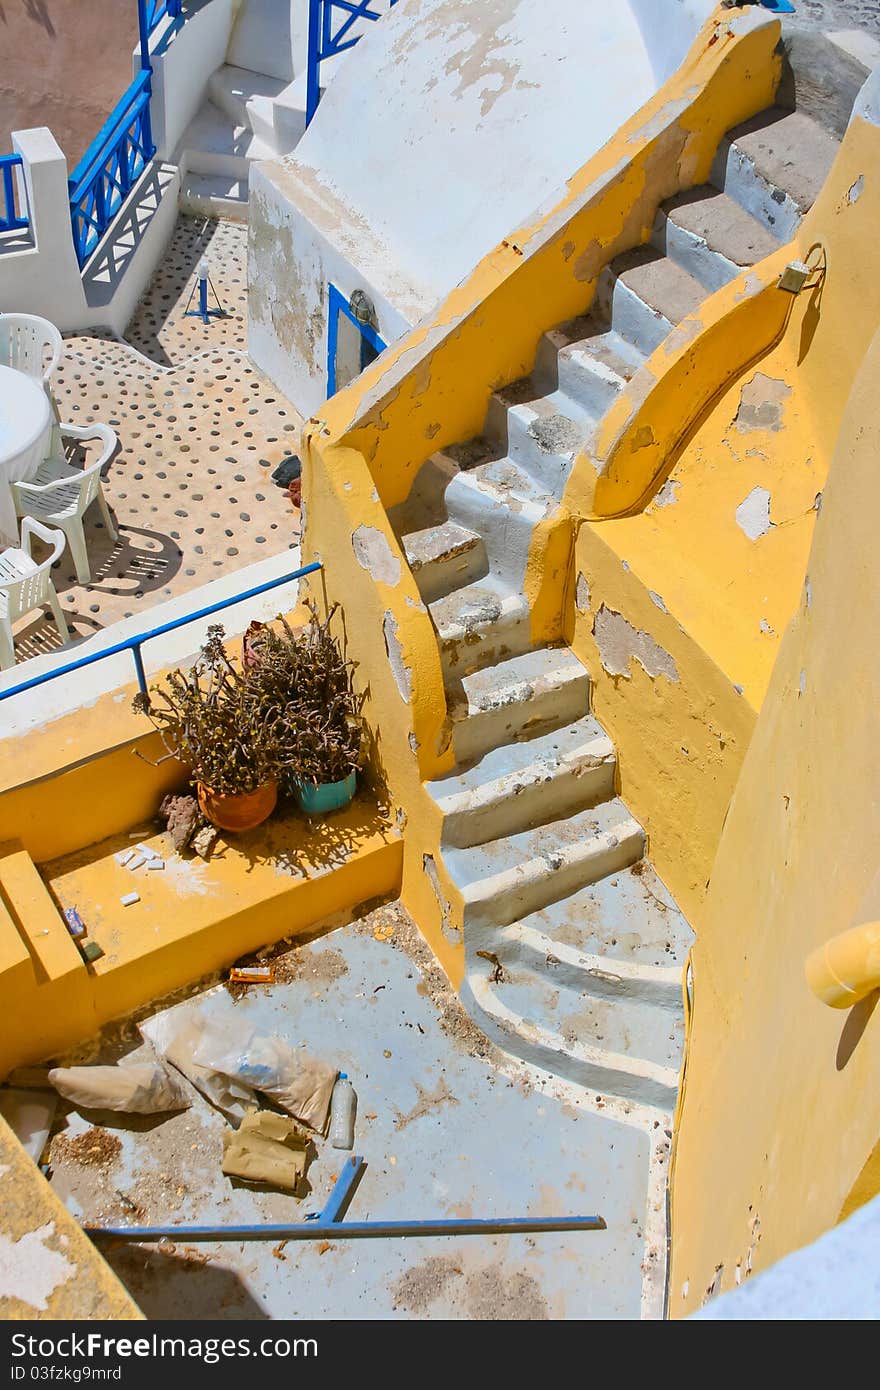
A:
[306,0,323,128]
[137,0,152,70]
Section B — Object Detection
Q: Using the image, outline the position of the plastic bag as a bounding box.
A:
[194,1019,336,1133]
[140,998,256,1123]
[48,1061,190,1114]
[221,1109,309,1192]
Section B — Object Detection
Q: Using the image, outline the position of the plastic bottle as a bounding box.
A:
[329,1072,356,1150]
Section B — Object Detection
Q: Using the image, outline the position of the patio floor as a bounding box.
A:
[45,900,668,1321]
[9,216,303,665]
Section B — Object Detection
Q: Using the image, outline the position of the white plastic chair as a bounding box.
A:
[0,313,63,386]
[0,518,70,670]
[13,422,118,584]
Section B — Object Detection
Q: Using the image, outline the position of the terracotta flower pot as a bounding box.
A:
[197,780,278,833]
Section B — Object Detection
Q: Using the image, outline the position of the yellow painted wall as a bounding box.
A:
[566,104,880,921]
[668,324,880,1315]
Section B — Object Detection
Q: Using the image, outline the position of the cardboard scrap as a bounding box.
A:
[222,1109,310,1192]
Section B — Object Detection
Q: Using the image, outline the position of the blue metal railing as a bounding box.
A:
[0,562,322,703]
[68,69,156,269]
[0,154,27,234]
[144,0,182,36]
[306,0,400,126]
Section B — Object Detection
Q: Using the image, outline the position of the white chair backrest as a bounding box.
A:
[0,313,63,384]
[0,521,65,621]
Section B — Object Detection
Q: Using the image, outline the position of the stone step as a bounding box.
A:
[179,171,249,221]
[0,843,83,989]
[712,106,839,243]
[447,644,590,766]
[485,383,591,498]
[442,452,557,590]
[444,799,645,928]
[428,715,615,849]
[386,453,459,536]
[178,99,275,180]
[534,315,646,419]
[429,581,533,680]
[462,968,680,1110]
[207,63,286,146]
[400,520,487,604]
[653,184,781,293]
[596,246,705,356]
[505,861,693,974]
[492,917,682,1006]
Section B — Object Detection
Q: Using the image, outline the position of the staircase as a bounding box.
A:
[388,100,841,1113]
[177,0,312,220]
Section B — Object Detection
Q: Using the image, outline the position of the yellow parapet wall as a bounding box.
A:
[0,1115,141,1320]
[300,4,783,969]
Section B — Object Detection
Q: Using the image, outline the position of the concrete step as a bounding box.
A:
[430,581,533,680]
[534,315,647,419]
[653,184,781,293]
[506,861,693,973]
[179,171,249,221]
[207,64,308,158]
[485,382,592,498]
[596,246,705,356]
[0,843,83,989]
[444,799,645,928]
[442,451,557,590]
[448,644,590,766]
[462,966,680,1109]
[712,106,840,243]
[386,453,459,536]
[400,520,487,604]
[428,715,616,849]
[178,99,275,180]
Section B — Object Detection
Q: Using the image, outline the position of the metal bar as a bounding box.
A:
[320,1155,364,1223]
[137,0,152,70]
[89,1215,606,1243]
[131,643,148,697]
[0,561,322,703]
[69,71,152,195]
[306,0,323,126]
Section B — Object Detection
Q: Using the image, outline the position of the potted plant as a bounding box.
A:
[133,625,286,833]
[251,603,365,814]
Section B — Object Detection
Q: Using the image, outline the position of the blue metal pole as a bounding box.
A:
[136,0,152,71]
[131,643,148,696]
[306,0,323,126]
[199,273,209,324]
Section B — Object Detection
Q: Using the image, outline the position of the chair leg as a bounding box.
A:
[97,486,118,543]
[47,585,70,645]
[0,618,15,671]
[66,520,92,584]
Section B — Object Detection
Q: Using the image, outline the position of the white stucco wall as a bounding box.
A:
[226,0,311,83]
[249,0,717,416]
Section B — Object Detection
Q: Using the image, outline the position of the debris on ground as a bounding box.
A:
[140,991,257,1123]
[159,794,202,853]
[229,965,275,986]
[50,1126,122,1169]
[194,1017,336,1133]
[48,1062,191,1114]
[222,1109,310,1192]
[191,825,219,860]
[476,949,506,984]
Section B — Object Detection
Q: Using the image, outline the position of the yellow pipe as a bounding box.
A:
[805,920,880,1008]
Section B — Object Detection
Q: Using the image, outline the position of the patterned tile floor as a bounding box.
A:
[9,215,303,665]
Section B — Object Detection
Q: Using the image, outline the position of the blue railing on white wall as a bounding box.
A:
[68,69,156,269]
[306,0,400,127]
[0,154,28,235]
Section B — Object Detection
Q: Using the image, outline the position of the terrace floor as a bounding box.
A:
[46,900,668,1321]
[10,215,303,665]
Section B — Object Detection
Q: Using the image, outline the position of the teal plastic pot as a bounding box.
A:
[295,771,357,814]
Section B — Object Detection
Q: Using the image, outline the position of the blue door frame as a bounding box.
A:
[327,283,386,397]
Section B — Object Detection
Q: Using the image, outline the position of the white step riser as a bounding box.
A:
[461,822,645,929]
[452,671,590,765]
[494,929,682,1007]
[437,752,616,850]
[461,976,678,1110]
[443,473,542,590]
[595,266,673,357]
[207,71,249,127]
[651,211,740,295]
[533,334,627,420]
[485,396,580,487]
[179,188,249,222]
[711,139,799,243]
[411,538,488,606]
[184,146,251,181]
[439,604,533,681]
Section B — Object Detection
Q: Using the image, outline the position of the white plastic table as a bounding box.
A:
[0,363,52,544]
